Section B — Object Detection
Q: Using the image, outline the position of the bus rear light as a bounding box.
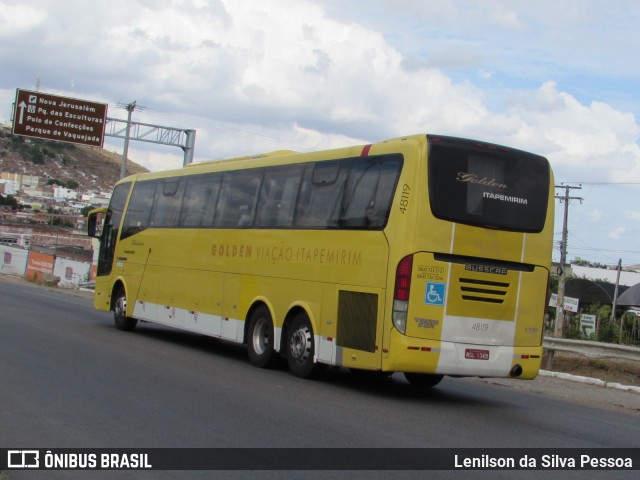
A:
[394,255,413,301]
[392,300,408,334]
[393,255,413,334]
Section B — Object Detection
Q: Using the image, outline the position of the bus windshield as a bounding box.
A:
[428,136,550,233]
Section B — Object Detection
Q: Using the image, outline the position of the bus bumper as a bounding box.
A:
[384,328,542,379]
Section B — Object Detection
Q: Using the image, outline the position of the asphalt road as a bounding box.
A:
[0,276,638,480]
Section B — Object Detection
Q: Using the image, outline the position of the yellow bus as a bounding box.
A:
[88,133,554,386]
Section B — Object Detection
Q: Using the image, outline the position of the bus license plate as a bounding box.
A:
[465,349,490,360]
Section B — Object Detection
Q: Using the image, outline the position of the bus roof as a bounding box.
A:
[187,150,299,168]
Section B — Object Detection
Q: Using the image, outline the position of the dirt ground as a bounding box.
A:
[546,351,640,387]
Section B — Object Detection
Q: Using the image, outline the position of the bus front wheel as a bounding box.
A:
[113,288,138,331]
[403,372,443,388]
[286,313,322,379]
[247,306,276,368]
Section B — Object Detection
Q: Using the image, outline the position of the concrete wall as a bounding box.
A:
[0,244,29,276]
[0,244,94,289]
[53,256,92,288]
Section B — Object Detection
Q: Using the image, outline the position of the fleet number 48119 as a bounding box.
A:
[399,184,410,214]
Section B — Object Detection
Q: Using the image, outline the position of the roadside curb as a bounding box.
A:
[540,369,640,394]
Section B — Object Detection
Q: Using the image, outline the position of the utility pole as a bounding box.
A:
[120,101,137,179]
[554,184,583,338]
[611,258,622,343]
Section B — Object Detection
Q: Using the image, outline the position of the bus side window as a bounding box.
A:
[255,166,303,228]
[180,173,221,228]
[295,164,347,228]
[150,178,185,227]
[341,157,403,229]
[215,170,262,228]
[121,180,158,239]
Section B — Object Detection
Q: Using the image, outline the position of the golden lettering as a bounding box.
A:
[214,243,361,266]
[211,243,252,258]
[456,172,508,190]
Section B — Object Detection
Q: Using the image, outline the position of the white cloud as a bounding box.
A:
[588,208,604,223]
[0,2,47,37]
[608,226,625,240]
[2,0,640,266]
[625,211,640,222]
[503,82,640,180]
[490,10,523,29]
[1,0,640,182]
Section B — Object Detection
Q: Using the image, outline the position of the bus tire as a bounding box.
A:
[247,306,276,368]
[286,313,322,379]
[403,372,443,388]
[113,287,138,331]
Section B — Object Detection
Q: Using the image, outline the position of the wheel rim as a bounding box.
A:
[251,317,270,355]
[289,325,312,364]
[115,295,126,319]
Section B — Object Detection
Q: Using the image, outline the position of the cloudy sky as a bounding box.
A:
[1,0,640,267]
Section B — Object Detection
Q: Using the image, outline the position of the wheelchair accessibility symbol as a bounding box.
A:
[424,282,445,306]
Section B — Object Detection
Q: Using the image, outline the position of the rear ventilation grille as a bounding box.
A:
[337,291,377,353]
[459,278,509,304]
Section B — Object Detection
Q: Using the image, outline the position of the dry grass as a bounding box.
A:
[550,351,640,386]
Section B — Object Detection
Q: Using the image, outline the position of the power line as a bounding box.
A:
[559,181,640,185]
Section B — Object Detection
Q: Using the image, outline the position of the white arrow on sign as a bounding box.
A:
[17,101,27,124]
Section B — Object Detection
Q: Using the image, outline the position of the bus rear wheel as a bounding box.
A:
[286,313,322,379]
[247,306,276,368]
[403,372,443,388]
[113,287,138,331]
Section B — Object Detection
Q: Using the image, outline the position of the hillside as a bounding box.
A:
[0,124,148,192]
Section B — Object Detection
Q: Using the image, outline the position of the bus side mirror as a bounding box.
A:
[87,208,107,238]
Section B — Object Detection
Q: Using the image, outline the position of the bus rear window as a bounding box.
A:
[428,137,550,233]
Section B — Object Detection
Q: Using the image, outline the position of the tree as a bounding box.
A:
[66,179,79,190]
[81,205,96,217]
[0,194,18,208]
[29,145,43,164]
[51,216,74,228]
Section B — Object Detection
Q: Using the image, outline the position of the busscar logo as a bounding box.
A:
[8,450,40,468]
[465,264,508,275]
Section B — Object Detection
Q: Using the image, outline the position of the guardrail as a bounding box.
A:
[543,337,640,362]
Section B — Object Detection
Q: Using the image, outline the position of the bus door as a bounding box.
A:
[90,182,131,311]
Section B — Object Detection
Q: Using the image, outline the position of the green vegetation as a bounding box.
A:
[81,205,96,217]
[0,194,18,208]
[47,178,79,189]
[547,301,639,346]
[9,136,77,166]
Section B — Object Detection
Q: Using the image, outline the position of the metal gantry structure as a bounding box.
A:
[105,102,196,178]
